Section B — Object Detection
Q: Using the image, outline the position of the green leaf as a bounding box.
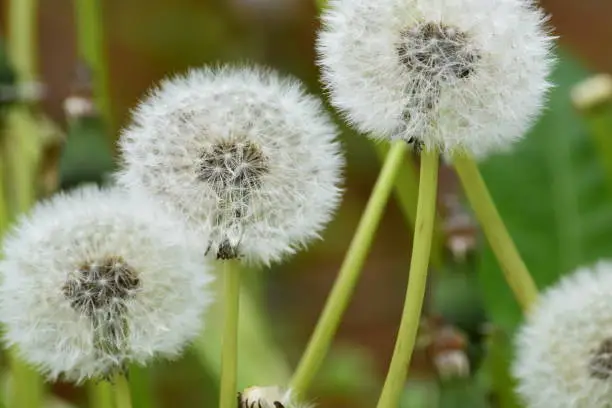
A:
[314,345,378,397]
[438,378,489,408]
[400,380,439,408]
[476,47,612,331]
[477,330,521,408]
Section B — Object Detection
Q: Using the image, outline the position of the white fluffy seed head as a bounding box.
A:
[0,186,214,383]
[317,0,555,157]
[513,261,612,408]
[118,65,344,265]
[239,386,313,408]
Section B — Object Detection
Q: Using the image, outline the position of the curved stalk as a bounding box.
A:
[88,380,114,408]
[114,374,133,408]
[290,142,407,397]
[453,154,538,310]
[376,149,439,408]
[73,0,114,137]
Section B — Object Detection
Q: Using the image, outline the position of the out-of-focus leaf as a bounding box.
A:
[400,380,439,408]
[572,75,612,196]
[473,46,612,408]
[432,263,486,336]
[128,364,156,408]
[438,378,489,408]
[314,345,378,398]
[476,48,612,331]
[477,329,521,408]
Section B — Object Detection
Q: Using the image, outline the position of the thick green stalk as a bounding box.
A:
[7,352,42,408]
[194,281,291,389]
[453,154,538,310]
[219,260,241,408]
[6,0,39,215]
[73,0,114,135]
[0,152,9,234]
[128,365,156,408]
[373,142,444,269]
[376,149,439,408]
[88,380,114,408]
[290,142,407,397]
[115,374,133,408]
[6,0,43,406]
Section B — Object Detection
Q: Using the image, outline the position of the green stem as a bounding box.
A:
[372,142,444,269]
[7,0,37,81]
[115,374,133,408]
[219,260,241,408]
[375,149,439,408]
[0,155,6,408]
[290,141,407,397]
[5,0,43,405]
[73,0,114,137]
[7,0,39,215]
[0,152,9,233]
[453,154,538,311]
[194,279,291,390]
[128,365,156,408]
[7,351,42,408]
[88,380,114,408]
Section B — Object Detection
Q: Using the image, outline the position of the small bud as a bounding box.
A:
[64,62,97,119]
[571,74,612,112]
[63,96,96,119]
[442,195,477,261]
[238,386,313,408]
[433,350,470,380]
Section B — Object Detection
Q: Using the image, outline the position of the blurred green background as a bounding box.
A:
[1,0,612,407]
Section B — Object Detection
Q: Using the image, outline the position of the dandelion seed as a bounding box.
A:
[238,386,313,408]
[118,65,344,265]
[513,261,612,408]
[317,0,555,156]
[0,186,214,383]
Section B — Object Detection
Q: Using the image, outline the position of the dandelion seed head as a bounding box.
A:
[118,65,344,265]
[317,0,555,157]
[513,261,612,408]
[0,186,214,383]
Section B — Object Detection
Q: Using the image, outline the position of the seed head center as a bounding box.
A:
[198,140,268,194]
[398,22,478,80]
[589,338,612,379]
[63,256,140,317]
